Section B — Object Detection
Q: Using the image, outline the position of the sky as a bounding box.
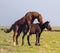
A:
[0,0,60,26]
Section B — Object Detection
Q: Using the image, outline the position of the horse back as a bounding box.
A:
[14,17,25,26]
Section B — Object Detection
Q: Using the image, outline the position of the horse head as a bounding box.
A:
[44,21,52,31]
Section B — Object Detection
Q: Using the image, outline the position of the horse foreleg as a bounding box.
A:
[26,16,31,36]
[35,34,38,46]
[38,34,40,46]
[26,29,30,35]
[35,33,40,46]
[27,35,31,46]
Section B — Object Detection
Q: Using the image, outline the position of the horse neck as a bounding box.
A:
[39,23,45,31]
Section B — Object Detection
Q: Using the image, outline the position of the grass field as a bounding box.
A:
[0,26,60,53]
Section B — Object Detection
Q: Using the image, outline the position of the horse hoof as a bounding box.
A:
[22,44,24,46]
[35,43,37,46]
[14,42,16,46]
[28,44,31,46]
[38,44,40,46]
[31,46,33,48]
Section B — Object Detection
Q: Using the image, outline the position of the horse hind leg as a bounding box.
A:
[13,31,17,46]
[13,25,19,46]
[16,32,20,45]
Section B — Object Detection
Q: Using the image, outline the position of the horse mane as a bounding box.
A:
[38,21,49,31]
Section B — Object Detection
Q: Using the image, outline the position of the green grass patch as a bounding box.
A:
[0,26,60,53]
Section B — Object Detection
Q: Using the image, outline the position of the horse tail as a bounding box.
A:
[4,25,14,33]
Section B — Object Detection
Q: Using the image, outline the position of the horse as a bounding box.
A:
[21,21,52,46]
[4,18,26,46]
[23,11,44,35]
[3,11,44,46]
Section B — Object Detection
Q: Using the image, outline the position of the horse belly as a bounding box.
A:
[30,27,35,34]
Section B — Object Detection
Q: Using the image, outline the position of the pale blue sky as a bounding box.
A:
[0,0,60,26]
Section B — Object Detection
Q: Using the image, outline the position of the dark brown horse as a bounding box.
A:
[4,18,26,46]
[21,21,52,46]
[3,11,44,46]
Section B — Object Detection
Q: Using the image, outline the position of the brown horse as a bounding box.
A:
[3,11,44,46]
[24,12,44,35]
[21,21,52,46]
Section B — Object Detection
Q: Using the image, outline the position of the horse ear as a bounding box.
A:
[47,21,50,23]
